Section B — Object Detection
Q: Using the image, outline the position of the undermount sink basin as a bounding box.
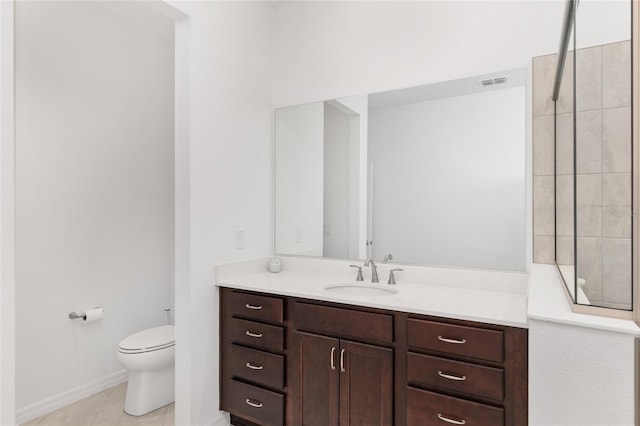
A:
[324,283,398,296]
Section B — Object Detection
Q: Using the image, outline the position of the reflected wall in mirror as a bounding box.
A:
[275,70,526,271]
[275,96,368,259]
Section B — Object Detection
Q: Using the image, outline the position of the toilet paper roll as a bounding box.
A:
[82,308,104,324]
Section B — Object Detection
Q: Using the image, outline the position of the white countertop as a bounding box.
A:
[216,257,529,328]
[528,263,640,335]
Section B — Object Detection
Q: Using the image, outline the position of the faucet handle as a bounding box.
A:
[350,265,364,282]
[387,268,404,285]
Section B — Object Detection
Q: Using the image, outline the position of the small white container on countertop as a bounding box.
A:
[268,257,282,273]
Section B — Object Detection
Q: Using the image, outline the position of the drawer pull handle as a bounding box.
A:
[340,349,346,372]
[246,362,263,370]
[245,331,263,338]
[437,413,466,425]
[438,336,466,345]
[330,347,336,370]
[245,304,263,310]
[245,398,263,408]
[438,371,467,381]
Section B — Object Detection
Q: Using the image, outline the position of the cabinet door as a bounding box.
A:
[292,331,340,426]
[339,340,393,426]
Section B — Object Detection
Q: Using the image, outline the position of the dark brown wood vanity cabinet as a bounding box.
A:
[220,289,286,426]
[220,287,528,426]
[290,302,394,426]
[405,317,528,426]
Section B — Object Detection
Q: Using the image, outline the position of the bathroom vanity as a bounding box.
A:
[232,66,531,425]
[217,260,528,426]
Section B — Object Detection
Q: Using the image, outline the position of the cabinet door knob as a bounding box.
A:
[246,362,263,370]
[437,371,466,381]
[330,347,336,370]
[245,303,263,310]
[437,336,466,345]
[340,349,346,372]
[245,398,263,408]
[245,330,263,338]
[437,413,466,425]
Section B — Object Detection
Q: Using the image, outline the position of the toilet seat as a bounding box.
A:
[119,325,175,354]
[119,342,174,354]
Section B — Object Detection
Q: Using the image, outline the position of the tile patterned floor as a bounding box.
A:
[21,383,174,426]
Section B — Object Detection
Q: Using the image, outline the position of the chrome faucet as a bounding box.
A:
[387,268,404,285]
[364,258,379,283]
[350,265,364,281]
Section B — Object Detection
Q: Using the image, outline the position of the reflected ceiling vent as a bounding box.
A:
[480,76,508,86]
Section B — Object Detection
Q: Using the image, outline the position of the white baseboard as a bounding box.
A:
[16,369,128,425]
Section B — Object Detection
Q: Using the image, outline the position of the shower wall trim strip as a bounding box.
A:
[632,0,640,330]
[635,337,639,425]
[552,0,576,101]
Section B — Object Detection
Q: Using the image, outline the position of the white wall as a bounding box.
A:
[335,95,368,260]
[323,103,350,258]
[576,0,631,49]
[275,103,324,256]
[274,96,368,261]
[165,2,274,425]
[529,319,636,425]
[3,2,275,425]
[368,87,526,270]
[14,2,174,419]
[273,1,565,108]
[0,1,16,424]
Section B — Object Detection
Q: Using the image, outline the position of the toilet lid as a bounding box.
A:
[119,325,175,352]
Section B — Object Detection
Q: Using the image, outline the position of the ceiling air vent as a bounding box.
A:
[480,76,508,86]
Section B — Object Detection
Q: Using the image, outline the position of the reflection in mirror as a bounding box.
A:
[274,96,368,259]
[323,97,368,260]
[275,102,325,257]
[275,71,527,271]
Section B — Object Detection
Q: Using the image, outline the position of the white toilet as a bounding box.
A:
[117,325,175,416]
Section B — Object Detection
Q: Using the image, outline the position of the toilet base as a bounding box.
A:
[124,366,175,416]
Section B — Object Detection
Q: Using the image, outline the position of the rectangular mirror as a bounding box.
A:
[275,70,526,271]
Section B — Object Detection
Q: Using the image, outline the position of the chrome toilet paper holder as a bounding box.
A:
[68,307,104,323]
[68,311,86,320]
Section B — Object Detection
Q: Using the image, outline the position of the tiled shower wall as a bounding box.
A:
[532,40,632,308]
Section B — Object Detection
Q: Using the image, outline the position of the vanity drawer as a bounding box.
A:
[407,352,504,402]
[407,387,504,426]
[229,318,284,353]
[228,344,284,390]
[229,291,284,325]
[227,379,284,426]
[407,318,503,363]
[294,302,393,344]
